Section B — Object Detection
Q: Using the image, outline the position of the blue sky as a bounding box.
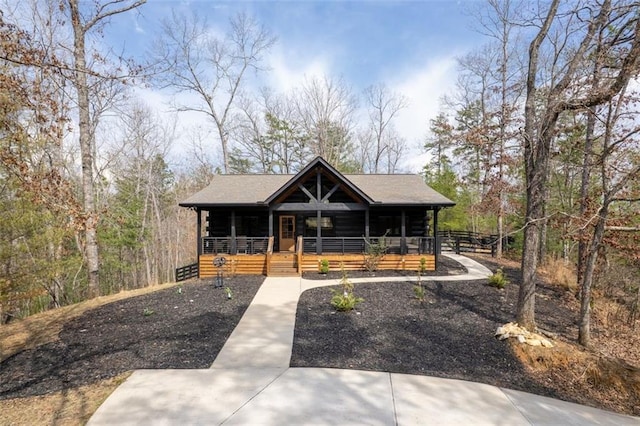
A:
[108,0,486,170]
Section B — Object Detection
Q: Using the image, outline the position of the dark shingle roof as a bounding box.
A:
[180,173,454,207]
[347,174,454,205]
[180,175,291,205]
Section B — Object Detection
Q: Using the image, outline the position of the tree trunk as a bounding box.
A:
[518,222,539,329]
[69,0,100,297]
[538,189,548,261]
[577,109,596,291]
[517,0,560,331]
[578,204,608,347]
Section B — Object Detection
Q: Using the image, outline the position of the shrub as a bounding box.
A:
[419,257,428,273]
[331,291,364,311]
[363,233,388,272]
[142,307,155,316]
[330,264,363,311]
[414,267,426,302]
[319,259,330,274]
[413,284,426,302]
[488,268,509,289]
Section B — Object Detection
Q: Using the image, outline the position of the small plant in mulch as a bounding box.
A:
[363,232,388,272]
[488,268,509,289]
[142,307,155,317]
[224,287,233,300]
[413,284,426,302]
[319,259,330,274]
[330,264,363,311]
[413,269,426,302]
[419,257,428,273]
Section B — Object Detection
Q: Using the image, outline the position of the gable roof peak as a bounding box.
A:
[264,156,374,204]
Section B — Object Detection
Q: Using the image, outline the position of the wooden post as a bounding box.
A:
[316,169,322,254]
[230,210,237,254]
[316,209,322,255]
[297,235,303,275]
[433,208,440,268]
[365,209,370,239]
[401,210,406,255]
[196,208,202,258]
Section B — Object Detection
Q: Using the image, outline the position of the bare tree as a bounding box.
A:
[479,0,525,257]
[66,0,146,297]
[362,83,408,173]
[111,102,174,287]
[293,75,358,170]
[154,11,275,173]
[577,85,640,346]
[518,0,640,331]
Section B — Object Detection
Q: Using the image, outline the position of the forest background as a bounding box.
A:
[1,0,639,347]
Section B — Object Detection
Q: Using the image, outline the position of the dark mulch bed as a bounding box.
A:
[291,255,578,401]
[2,255,585,407]
[0,276,263,400]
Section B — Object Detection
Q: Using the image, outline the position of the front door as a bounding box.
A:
[279,215,295,251]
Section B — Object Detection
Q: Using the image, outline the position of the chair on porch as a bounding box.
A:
[237,236,248,254]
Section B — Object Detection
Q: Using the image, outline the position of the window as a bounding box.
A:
[305,217,333,229]
[304,216,335,237]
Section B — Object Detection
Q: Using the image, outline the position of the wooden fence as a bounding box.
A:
[175,262,199,282]
[437,231,512,256]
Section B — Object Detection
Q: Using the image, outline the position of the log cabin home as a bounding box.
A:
[179,156,454,277]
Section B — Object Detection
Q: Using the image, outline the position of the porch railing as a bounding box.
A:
[300,236,435,255]
[202,236,269,255]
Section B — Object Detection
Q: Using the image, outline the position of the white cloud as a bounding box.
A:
[390,55,458,144]
[389,56,459,172]
[265,46,331,93]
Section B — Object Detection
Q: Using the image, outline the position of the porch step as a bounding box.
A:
[268,253,298,276]
[268,271,298,277]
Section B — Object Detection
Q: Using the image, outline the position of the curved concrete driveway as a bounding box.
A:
[89,254,639,425]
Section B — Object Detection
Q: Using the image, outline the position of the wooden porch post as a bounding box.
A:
[423,211,431,255]
[401,209,406,255]
[316,209,322,255]
[316,169,322,255]
[365,209,370,239]
[268,208,273,237]
[230,210,237,254]
[434,207,440,267]
[196,208,202,258]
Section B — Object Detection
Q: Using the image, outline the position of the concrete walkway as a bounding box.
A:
[88,255,639,425]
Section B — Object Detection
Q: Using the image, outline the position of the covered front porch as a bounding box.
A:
[179,157,454,279]
[196,236,438,277]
